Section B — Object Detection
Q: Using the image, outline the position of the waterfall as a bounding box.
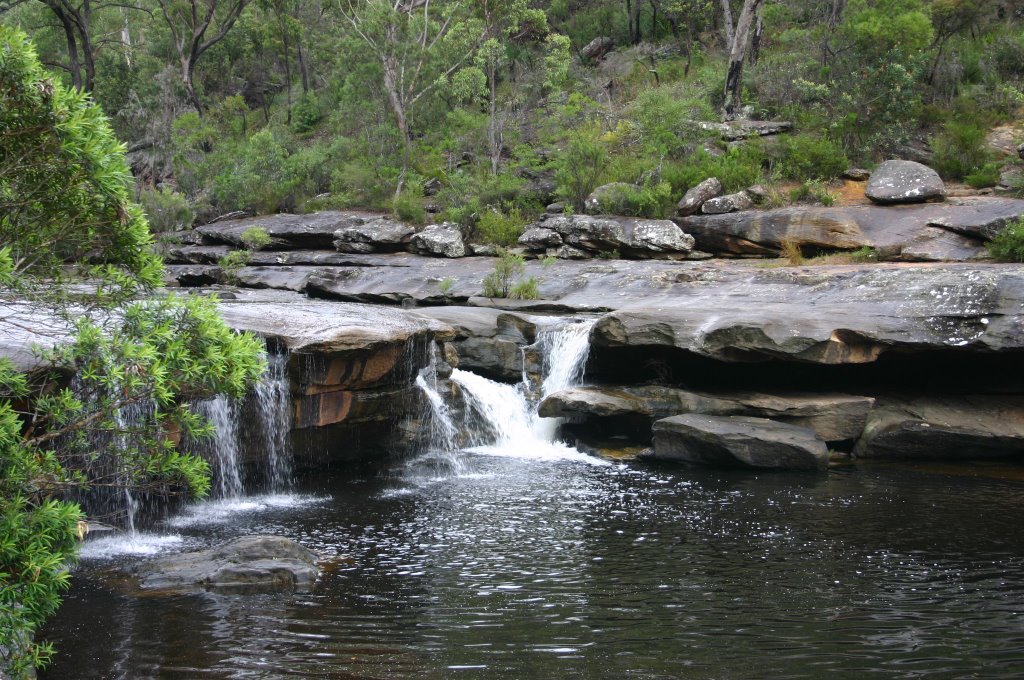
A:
[254,351,292,490]
[538,320,595,396]
[421,318,604,465]
[199,396,244,498]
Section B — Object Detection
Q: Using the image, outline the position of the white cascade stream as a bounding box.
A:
[420,318,605,465]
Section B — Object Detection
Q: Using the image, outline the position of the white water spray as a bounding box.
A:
[437,319,604,465]
[254,352,292,490]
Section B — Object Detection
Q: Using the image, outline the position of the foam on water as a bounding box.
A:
[165,494,325,528]
[79,533,186,560]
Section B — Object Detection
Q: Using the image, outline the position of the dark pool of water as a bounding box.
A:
[40,453,1024,679]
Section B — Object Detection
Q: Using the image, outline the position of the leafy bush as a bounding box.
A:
[476,209,527,246]
[393,194,427,225]
[509,277,540,300]
[139,187,194,233]
[965,163,1001,189]
[587,181,674,218]
[482,249,527,298]
[789,180,837,206]
[988,218,1024,262]
[931,121,990,180]
[772,134,848,181]
[240,226,272,250]
[218,250,252,283]
[292,92,321,134]
[555,132,609,210]
[663,145,765,196]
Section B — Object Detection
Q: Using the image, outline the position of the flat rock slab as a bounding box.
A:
[216,291,453,354]
[675,197,1024,259]
[854,396,1024,460]
[133,535,318,594]
[196,211,385,250]
[591,263,1024,364]
[540,386,873,441]
[649,414,829,471]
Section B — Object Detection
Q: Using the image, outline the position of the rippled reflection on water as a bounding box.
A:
[42,456,1024,679]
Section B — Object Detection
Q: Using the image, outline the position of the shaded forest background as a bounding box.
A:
[4,1,1024,234]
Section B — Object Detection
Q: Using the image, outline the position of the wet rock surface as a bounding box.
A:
[853,396,1024,460]
[649,414,829,471]
[540,386,873,442]
[132,536,318,594]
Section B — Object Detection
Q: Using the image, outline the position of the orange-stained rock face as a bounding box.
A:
[292,345,406,395]
[292,386,414,429]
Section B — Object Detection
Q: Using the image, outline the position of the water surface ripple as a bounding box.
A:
[42,456,1024,679]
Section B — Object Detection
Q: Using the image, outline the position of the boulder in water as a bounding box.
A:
[134,535,319,594]
[649,414,829,471]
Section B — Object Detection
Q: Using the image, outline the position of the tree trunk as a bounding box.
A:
[182,57,203,114]
[297,41,310,93]
[720,0,735,48]
[749,14,763,65]
[52,5,83,90]
[724,0,763,119]
[488,61,500,175]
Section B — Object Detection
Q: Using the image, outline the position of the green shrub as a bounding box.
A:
[850,246,878,263]
[394,194,427,225]
[772,134,849,181]
[555,132,609,210]
[663,145,765,196]
[139,187,194,233]
[988,218,1024,262]
[438,277,455,295]
[240,226,272,250]
[789,180,837,206]
[508,277,540,300]
[931,121,990,180]
[292,92,321,134]
[476,209,527,246]
[965,163,1001,189]
[587,181,674,218]
[218,250,252,283]
[482,249,526,298]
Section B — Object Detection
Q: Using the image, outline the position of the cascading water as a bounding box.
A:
[419,318,604,465]
[197,395,244,499]
[253,351,292,490]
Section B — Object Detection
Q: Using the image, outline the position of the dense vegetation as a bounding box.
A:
[2,1,1022,245]
[0,27,264,676]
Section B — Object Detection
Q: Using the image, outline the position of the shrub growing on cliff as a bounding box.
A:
[0,29,264,677]
[476,209,527,246]
[556,132,609,211]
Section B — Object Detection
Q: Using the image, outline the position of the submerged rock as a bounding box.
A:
[650,414,829,471]
[133,536,318,594]
[865,160,945,204]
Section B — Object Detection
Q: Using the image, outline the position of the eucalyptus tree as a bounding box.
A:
[337,0,486,194]
[154,0,251,112]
